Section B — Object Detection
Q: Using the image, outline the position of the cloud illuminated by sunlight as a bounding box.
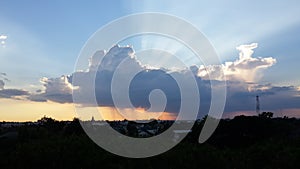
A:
[198,43,276,82]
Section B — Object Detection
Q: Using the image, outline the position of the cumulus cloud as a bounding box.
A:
[23,43,300,118]
[94,45,138,71]
[71,45,199,113]
[28,76,73,103]
[198,43,276,82]
[87,45,136,71]
[88,50,106,71]
[40,76,73,96]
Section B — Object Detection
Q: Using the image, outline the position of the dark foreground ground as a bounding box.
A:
[1,115,300,169]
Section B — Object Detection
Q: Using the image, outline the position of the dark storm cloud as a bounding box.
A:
[70,45,211,114]
[26,44,300,117]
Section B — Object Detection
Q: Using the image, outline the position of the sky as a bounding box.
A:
[1,0,300,121]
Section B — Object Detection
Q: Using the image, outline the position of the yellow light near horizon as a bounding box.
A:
[97,107,177,121]
[0,98,76,122]
[0,98,177,122]
[73,105,178,121]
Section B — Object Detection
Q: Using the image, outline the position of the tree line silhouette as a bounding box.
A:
[1,113,300,169]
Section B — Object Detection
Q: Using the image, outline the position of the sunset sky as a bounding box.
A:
[1,0,300,121]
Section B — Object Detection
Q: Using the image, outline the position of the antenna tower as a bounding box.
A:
[256,95,260,115]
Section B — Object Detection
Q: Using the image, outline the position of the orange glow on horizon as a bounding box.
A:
[75,106,177,121]
[0,98,177,122]
[3,97,300,122]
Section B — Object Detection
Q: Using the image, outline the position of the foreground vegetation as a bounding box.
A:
[1,115,300,169]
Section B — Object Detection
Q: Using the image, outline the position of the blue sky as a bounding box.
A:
[1,0,300,87]
[0,1,129,89]
[1,0,300,121]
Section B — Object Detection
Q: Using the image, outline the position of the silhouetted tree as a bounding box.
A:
[259,112,274,118]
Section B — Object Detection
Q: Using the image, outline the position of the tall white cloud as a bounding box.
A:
[198,43,276,82]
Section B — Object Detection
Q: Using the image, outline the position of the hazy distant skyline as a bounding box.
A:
[1,0,300,121]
